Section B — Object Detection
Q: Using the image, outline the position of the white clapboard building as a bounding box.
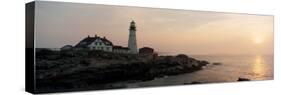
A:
[75,35,113,52]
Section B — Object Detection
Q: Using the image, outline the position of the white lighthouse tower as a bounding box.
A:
[128,20,138,54]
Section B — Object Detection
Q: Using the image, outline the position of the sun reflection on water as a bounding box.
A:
[252,55,265,79]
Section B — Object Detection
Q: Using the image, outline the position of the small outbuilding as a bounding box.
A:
[113,46,130,54]
[139,47,154,55]
[61,45,73,51]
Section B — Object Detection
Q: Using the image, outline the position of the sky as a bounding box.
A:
[35,1,273,55]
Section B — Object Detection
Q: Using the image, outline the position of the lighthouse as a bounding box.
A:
[128,20,138,54]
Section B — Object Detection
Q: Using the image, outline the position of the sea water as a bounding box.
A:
[125,55,273,87]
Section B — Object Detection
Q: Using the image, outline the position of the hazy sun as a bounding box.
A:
[254,37,263,44]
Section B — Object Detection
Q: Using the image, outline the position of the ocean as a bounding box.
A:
[125,55,274,87]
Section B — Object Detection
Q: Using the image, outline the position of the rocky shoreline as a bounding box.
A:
[35,49,210,93]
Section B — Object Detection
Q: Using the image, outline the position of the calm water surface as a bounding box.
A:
[125,55,273,87]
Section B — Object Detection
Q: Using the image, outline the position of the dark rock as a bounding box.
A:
[191,81,202,84]
[36,49,212,92]
[79,59,91,66]
[60,51,75,57]
[238,77,250,81]
[200,61,210,65]
[176,54,189,59]
[213,62,222,65]
[184,81,203,85]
